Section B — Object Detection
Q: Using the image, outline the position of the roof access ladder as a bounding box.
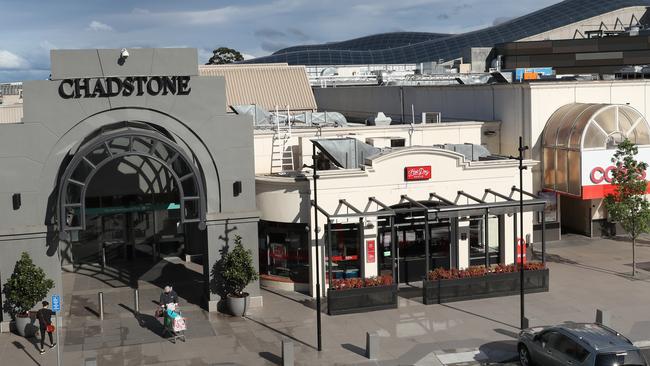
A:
[270,106,294,174]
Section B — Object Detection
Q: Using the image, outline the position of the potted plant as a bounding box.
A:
[2,252,54,337]
[221,235,259,317]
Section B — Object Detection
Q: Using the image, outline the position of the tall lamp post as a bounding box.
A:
[516,137,529,329]
[309,142,323,351]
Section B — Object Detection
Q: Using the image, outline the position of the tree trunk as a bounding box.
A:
[633,236,637,277]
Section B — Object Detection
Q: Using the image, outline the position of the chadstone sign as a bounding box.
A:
[58,76,191,99]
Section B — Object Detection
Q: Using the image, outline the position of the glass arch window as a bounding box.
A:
[542,103,650,196]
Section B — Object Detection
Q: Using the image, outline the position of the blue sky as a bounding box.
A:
[0,0,561,83]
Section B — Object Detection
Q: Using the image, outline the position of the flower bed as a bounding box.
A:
[423,263,549,305]
[327,275,397,315]
[330,275,393,291]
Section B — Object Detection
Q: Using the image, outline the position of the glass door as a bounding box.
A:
[430,224,451,270]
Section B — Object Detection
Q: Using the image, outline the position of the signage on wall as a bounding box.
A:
[581,149,650,199]
[366,240,376,263]
[404,165,432,181]
[58,76,192,99]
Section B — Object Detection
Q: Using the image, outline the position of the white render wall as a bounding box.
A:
[315,81,650,197]
[256,147,535,296]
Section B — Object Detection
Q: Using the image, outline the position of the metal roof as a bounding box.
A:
[198,64,317,112]
[0,105,23,124]
[244,0,650,65]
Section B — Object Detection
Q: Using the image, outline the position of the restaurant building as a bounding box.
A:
[254,122,547,295]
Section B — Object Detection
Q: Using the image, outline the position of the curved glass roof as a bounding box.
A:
[244,0,650,65]
[543,103,650,196]
[273,32,451,54]
[544,104,650,150]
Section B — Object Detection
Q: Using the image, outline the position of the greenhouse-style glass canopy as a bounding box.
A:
[543,103,650,197]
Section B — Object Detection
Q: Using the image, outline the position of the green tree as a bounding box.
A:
[206,47,244,65]
[2,252,54,318]
[221,235,258,297]
[604,138,650,277]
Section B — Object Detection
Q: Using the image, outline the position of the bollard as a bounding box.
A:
[282,339,294,366]
[134,288,140,314]
[522,317,530,329]
[596,309,611,327]
[98,292,104,320]
[366,332,379,360]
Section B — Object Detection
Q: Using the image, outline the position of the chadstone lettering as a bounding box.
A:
[58,76,191,99]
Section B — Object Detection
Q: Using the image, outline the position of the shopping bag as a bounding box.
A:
[155,308,163,318]
[46,324,55,333]
[172,317,186,332]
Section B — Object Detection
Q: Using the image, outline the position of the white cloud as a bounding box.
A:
[241,53,257,60]
[87,21,114,32]
[0,50,29,70]
[133,0,306,26]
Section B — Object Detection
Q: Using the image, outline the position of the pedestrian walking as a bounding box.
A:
[36,301,56,355]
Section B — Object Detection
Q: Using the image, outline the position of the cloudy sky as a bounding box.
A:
[0,0,561,83]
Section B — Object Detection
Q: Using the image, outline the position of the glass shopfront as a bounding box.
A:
[258,221,310,283]
[71,193,185,264]
[327,223,362,280]
[469,215,501,266]
[377,203,453,283]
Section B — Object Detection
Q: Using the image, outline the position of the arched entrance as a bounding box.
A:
[57,122,207,266]
[542,103,650,235]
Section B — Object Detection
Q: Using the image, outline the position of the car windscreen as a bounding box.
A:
[595,350,647,366]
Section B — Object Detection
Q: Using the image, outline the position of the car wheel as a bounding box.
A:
[518,344,533,366]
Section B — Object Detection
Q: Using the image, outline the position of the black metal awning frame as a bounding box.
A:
[311,187,548,287]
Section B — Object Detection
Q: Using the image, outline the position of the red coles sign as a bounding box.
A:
[590,165,646,184]
[405,166,432,181]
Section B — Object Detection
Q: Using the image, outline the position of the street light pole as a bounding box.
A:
[312,143,323,351]
[518,136,529,330]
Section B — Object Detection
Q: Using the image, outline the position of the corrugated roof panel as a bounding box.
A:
[198,64,317,111]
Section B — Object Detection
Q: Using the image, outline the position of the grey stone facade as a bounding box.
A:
[0,48,260,327]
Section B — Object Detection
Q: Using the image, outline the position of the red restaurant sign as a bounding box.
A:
[405,165,432,181]
[366,240,376,263]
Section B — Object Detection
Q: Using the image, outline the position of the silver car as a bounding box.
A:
[518,323,647,366]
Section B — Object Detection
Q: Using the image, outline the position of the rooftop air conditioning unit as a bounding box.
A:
[421,112,442,124]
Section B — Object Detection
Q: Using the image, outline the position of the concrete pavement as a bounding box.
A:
[2,234,650,365]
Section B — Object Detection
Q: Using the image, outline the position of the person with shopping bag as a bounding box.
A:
[36,301,56,355]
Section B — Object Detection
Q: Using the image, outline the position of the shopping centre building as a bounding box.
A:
[0,48,260,327]
[3,47,650,327]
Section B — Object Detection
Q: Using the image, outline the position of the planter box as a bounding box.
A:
[327,284,398,315]
[423,269,549,305]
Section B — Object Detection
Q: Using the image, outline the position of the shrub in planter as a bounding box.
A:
[330,275,393,291]
[221,235,259,316]
[427,263,546,281]
[328,275,397,315]
[2,252,54,337]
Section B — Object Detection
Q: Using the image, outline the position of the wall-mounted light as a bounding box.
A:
[12,193,21,210]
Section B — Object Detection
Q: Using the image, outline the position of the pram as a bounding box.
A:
[161,304,186,343]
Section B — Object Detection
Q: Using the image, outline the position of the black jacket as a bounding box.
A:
[159,290,178,306]
[36,308,54,329]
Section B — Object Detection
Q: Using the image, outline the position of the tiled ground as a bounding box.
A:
[3,234,650,365]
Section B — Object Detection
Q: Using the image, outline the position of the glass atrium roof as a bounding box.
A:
[243,0,650,65]
[543,103,650,196]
